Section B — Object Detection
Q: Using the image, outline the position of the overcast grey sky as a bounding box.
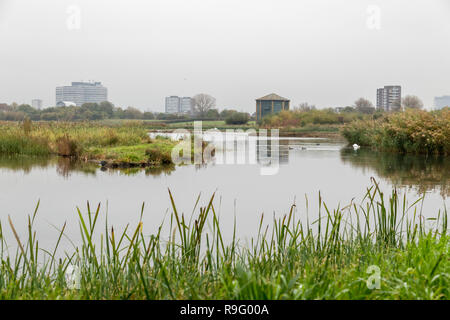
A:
[0,0,449,112]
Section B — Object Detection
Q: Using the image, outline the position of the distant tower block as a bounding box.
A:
[56,81,108,106]
[376,86,401,111]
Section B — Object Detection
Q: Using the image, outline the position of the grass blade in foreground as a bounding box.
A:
[0,179,448,300]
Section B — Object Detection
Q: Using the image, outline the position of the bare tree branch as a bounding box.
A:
[354,98,375,114]
[193,94,216,117]
[402,95,423,110]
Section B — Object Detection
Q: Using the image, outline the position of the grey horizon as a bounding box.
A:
[0,0,449,112]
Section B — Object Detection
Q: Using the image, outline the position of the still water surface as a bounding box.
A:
[0,135,448,250]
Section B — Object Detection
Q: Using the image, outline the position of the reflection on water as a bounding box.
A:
[0,155,175,178]
[0,156,97,178]
[209,136,291,166]
[341,148,449,198]
[151,131,332,167]
[2,138,448,199]
[109,165,175,177]
[256,139,289,165]
[1,137,448,252]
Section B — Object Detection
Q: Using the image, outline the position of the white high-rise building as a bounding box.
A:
[56,81,108,106]
[165,96,193,114]
[165,96,180,114]
[180,97,193,113]
[434,96,450,110]
[31,99,43,110]
[376,86,402,111]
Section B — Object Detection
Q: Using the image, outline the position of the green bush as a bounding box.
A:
[342,109,450,155]
[56,135,81,157]
[145,148,172,164]
[0,122,152,157]
[261,109,364,128]
[225,112,250,125]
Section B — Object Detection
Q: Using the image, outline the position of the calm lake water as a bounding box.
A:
[0,133,448,251]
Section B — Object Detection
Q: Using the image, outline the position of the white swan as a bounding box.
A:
[353,144,360,150]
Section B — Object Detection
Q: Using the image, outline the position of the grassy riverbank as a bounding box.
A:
[100,119,258,131]
[0,179,448,300]
[342,108,450,155]
[0,121,178,166]
[103,119,343,137]
[0,120,342,166]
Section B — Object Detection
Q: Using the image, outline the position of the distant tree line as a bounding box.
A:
[1,94,421,123]
[0,100,253,123]
[0,101,167,121]
[351,95,424,114]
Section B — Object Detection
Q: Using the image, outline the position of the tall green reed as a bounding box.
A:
[0,178,447,299]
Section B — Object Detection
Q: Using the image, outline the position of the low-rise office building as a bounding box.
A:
[256,93,290,121]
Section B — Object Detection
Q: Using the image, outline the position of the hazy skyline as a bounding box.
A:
[1,0,449,112]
